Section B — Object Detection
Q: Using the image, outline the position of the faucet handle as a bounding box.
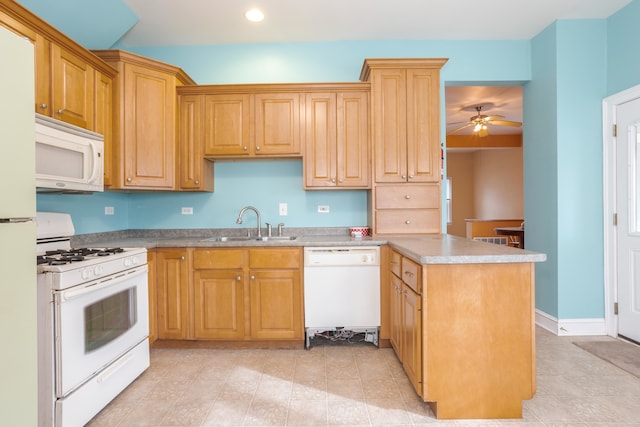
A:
[277,223,284,237]
[265,222,272,237]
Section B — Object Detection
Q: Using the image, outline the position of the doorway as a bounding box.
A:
[444,85,524,239]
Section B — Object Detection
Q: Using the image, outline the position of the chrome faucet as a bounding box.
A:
[236,206,262,238]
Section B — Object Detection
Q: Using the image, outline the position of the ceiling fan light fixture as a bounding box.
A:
[245,8,264,22]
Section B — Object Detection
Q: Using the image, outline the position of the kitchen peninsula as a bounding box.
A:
[75,229,545,420]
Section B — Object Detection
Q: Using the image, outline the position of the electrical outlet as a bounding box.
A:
[317,205,330,213]
[279,203,288,216]
[104,206,115,215]
[181,207,193,215]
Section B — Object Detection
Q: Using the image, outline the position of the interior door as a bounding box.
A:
[616,96,640,342]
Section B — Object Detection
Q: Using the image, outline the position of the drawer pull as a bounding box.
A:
[405,195,411,199]
[405,220,411,224]
[404,271,414,278]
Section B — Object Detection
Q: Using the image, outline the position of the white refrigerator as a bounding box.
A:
[0,25,37,425]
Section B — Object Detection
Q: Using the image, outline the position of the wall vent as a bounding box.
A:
[473,236,508,245]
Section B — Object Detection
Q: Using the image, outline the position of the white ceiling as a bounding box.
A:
[120,0,629,46]
[119,0,629,138]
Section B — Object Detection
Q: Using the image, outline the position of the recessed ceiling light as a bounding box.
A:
[245,8,264,22]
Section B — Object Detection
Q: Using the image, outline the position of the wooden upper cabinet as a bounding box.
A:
[179,85,304,159]
[202,93,251,156]
[254,92,301,156]
[93,50,196,190]
[51,44,94,129]
[178,94,214,191]
[94,71,114,186]
[1,2,116,131]
[361,59,446,183]
[304,88,370,189]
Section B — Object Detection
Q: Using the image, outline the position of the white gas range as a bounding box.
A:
[37,212,149,427]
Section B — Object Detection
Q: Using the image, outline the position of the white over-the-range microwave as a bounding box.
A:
[35,113,104,192]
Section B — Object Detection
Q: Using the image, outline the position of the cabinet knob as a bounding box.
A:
[255,146,261,151]
[127,177,132,182]
[236,276,241,281]
[401,174,407,179]
[408,174,414,179]
[405,220,411,224]
[243,146,248,151]
[180,256,185,261]
[194,180,199,185]
[250,275,255,280]
[404,271,414,278]
[338,178,343,183]
[405,195,411,199]
[39,103,47,109]
[331,178,336,183]
[55,109,63,115]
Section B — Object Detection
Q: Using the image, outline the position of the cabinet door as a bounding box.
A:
[203,94,251,156]
[371,69,407,183]
[254,93,301,156]
[193,270,245,339]
[51,44,94,129]
[179,94,214,191]
[95,71,114,187]
[390,273,404,357]
[304,92,337,187]
[147,250,157,344]
[406,69,440,182]
[337,91,369,187]
[123,63,176,188]
[402,283,422,395]
[156,249,190,339]
[249,270,303,340]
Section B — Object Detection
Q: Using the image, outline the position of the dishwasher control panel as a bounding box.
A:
[304,246,380,266]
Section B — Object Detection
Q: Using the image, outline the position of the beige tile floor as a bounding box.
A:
[87,328,640,426]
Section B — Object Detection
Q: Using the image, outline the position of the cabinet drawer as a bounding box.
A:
[401,257,421,294]
[249,248,301,269]
[376,209,441,234]
[193,249,246,269]
[376,184,440,209]
[390,250,402,278]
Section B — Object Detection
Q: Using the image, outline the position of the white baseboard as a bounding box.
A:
[535,309,608,336]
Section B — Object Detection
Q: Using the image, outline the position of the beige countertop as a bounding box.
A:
[73,228,545,265]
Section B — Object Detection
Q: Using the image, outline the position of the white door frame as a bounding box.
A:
[603,83,640,337]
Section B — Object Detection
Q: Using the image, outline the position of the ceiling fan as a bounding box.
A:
[448,105,522,137]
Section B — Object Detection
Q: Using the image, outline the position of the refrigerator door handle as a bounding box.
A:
[0,218,35,223]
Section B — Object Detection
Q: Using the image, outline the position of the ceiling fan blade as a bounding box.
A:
[487,119,522,127]
[484,115,504,121]
[446,120,470,126]
[449,123,474,134]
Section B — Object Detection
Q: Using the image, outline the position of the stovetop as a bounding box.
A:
[37,247,127,266]
[37,247,148,290]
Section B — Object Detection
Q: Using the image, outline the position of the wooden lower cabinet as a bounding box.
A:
[389,251,423,394]
[388,248,536,419]
[156,248,190,339]
[156,247,304,342]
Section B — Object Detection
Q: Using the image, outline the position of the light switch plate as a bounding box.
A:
[279,203,288,216]
[181,207,193,215]
[104,206,115,215]
[317,205,330,213]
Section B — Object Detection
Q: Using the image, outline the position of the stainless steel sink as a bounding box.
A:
[200,236,253,242]
[200,236,297,242]
[254,236,297,241]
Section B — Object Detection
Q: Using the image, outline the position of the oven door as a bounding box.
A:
[54,265,149,397]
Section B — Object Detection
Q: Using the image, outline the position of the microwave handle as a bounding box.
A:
[87,141,100,184]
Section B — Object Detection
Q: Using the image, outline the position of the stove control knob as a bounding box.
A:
[131,256,140,265]
[81,269,91,280]
[124,258,132,267]
[93,266,103,276]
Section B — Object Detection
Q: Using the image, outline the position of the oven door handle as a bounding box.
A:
[61,265,148,302]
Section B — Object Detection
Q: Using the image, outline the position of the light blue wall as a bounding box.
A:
[525,24,558,318]
[607,0,640,95]
[555,20,607,318]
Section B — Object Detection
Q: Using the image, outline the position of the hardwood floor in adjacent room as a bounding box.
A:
[87,328,640,426]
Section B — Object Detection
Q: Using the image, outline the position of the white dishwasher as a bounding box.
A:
[304,246,380,348]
